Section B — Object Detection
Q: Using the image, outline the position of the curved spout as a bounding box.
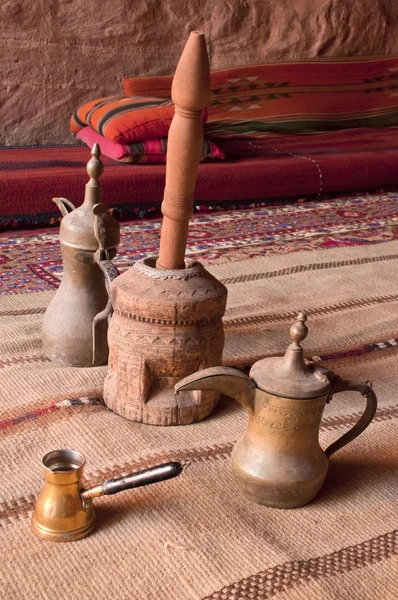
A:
[52,197,76,217]
[175,366,256,414]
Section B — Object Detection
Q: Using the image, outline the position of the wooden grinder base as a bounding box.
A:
[103,257,227,425]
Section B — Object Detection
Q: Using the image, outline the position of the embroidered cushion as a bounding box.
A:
[76,127,225,164]
[124,56,398,138]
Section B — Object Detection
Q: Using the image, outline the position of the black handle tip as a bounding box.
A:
[102,461,184,496]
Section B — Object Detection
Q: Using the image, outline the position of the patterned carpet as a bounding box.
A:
[0,192,397,599]
[1,191,398,294]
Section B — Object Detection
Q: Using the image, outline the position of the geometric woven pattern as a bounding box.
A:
[1,191,398,294]
[124,56,398,138]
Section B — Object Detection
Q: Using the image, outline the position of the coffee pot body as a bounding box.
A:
[32,449,96,542]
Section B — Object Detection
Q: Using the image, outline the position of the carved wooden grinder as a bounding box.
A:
[42,145,119,367]
[104,32,227,425]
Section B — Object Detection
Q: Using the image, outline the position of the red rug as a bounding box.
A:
[1,127,398,230]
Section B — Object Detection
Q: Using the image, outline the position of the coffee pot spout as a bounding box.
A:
[175,366,256,414]
[52,197,76,217]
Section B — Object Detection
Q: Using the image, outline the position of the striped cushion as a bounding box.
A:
[124,56,398,138]
[76,127,225,164]
[70,95,175,143]
[122,75,172,99]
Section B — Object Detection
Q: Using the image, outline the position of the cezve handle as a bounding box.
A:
[325,377,377,457]
[81,461,183,499]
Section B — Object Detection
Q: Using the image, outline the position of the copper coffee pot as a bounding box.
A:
[175,312,377,508]
[41,144,120,367]
[31,449,183,542]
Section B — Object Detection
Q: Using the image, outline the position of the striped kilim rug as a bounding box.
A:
[0,192,397,599]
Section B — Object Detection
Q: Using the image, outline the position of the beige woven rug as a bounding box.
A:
[0,194,397,599]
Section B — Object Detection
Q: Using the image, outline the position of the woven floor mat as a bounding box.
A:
[0,195,397,599]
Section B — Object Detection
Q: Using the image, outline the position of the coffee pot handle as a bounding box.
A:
[92,203,120,365]
[325,377,377,457]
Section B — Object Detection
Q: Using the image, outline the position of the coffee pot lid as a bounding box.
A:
[60,145,120,251]
[249,312,331,399]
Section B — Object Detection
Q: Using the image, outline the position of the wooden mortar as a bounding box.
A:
[103,32,228,425]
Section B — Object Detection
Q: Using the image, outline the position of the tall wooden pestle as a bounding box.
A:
[156,31,210,270]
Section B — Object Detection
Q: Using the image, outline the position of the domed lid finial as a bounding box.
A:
[249,310,332,399]
[289,311,308,349]
[86,143,104,185]
[81,143,104,209]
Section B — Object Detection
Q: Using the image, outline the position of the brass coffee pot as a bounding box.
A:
[32,449,183,542]
[42,144,120,367]
[175,312,377,508]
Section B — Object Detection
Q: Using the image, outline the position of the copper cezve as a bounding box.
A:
[32,449,183,542]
